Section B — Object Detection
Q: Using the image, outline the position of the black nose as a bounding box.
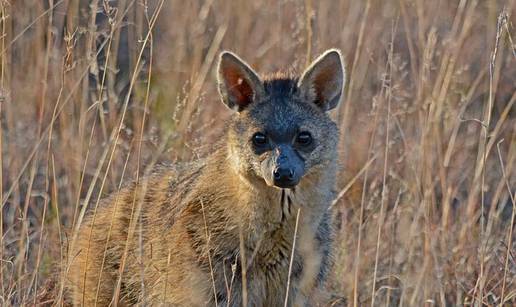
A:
[272,167,297,188]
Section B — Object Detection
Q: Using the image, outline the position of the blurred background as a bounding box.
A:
[0,0,515,305]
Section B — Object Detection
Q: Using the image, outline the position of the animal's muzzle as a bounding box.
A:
[269,144,303,188]
[272,167,298,188]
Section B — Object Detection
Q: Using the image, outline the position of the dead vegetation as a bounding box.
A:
[0,0,514,305]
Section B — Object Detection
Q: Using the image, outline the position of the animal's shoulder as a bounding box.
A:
[143,160,207,198]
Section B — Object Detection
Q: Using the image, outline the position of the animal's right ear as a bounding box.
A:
[217,51,264,112]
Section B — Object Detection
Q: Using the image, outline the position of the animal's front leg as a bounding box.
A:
[292,223,327,306]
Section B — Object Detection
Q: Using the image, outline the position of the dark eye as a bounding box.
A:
[296,131,312,146]
[252,132,268,147]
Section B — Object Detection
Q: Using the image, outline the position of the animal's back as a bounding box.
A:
[66,161,206,306]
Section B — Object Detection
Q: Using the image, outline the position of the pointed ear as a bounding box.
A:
[298,49,345,111]
[217,51,264,112]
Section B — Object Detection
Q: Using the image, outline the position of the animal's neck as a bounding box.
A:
[202,146,333,240]
[228,167,328,238]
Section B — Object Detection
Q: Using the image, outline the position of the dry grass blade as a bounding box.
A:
[201,199,219,307]
[284,208,301,307]
[497,139,516,305]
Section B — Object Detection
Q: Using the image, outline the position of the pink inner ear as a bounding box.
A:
[312,66,336,103]
[225,67,254,107]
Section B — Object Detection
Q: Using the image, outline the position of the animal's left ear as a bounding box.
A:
[298,49,345,111]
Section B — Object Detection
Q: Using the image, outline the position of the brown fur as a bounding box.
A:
[66,50,345,306]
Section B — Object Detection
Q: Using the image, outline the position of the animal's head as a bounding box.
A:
[218,50,345,189]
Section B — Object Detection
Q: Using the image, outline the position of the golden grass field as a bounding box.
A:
[0,0,515,305]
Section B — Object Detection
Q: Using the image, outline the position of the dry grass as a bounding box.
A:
[0,0,515,305]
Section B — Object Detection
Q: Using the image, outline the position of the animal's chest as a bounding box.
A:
[253,225,297,273]
[243,221,322,305]
[211,190,330,306]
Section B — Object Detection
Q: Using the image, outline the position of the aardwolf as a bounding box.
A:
[67,49,345,306]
